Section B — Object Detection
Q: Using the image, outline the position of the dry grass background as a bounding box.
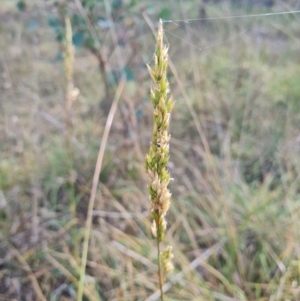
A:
[1,0,300,300]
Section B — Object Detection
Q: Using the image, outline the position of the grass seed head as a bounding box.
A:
[145,20,174,243]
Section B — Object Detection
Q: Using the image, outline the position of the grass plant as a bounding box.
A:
[1,1,300,301]
[145,20,174,300]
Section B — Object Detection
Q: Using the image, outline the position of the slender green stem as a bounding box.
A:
[156,220,164,301]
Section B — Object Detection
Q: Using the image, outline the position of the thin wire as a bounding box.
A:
[163,18,258,52]
[162,10,300,24]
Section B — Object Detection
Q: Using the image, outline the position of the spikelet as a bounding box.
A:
[161,246,174,277]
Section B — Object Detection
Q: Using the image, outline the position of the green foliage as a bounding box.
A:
[72,14,86,28]
[17,0,26,11]
[158,7,171,19]
[267,64,300,112]
[0,159,18,190]
[123,66,134,81]
[72,32,85,47]
[47,15,62,30]
[128,0,140,8]
[112,0,123,10]
[82,0,95,8]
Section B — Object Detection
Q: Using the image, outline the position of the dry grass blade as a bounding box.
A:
[111,240,157,269]
[77,76,126,301]
[9,243,47,301]
[92,210,148,219]
[46,254,100,301]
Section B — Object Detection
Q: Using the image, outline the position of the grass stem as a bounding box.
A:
[156,221,164,301]
[76,77,126,301]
